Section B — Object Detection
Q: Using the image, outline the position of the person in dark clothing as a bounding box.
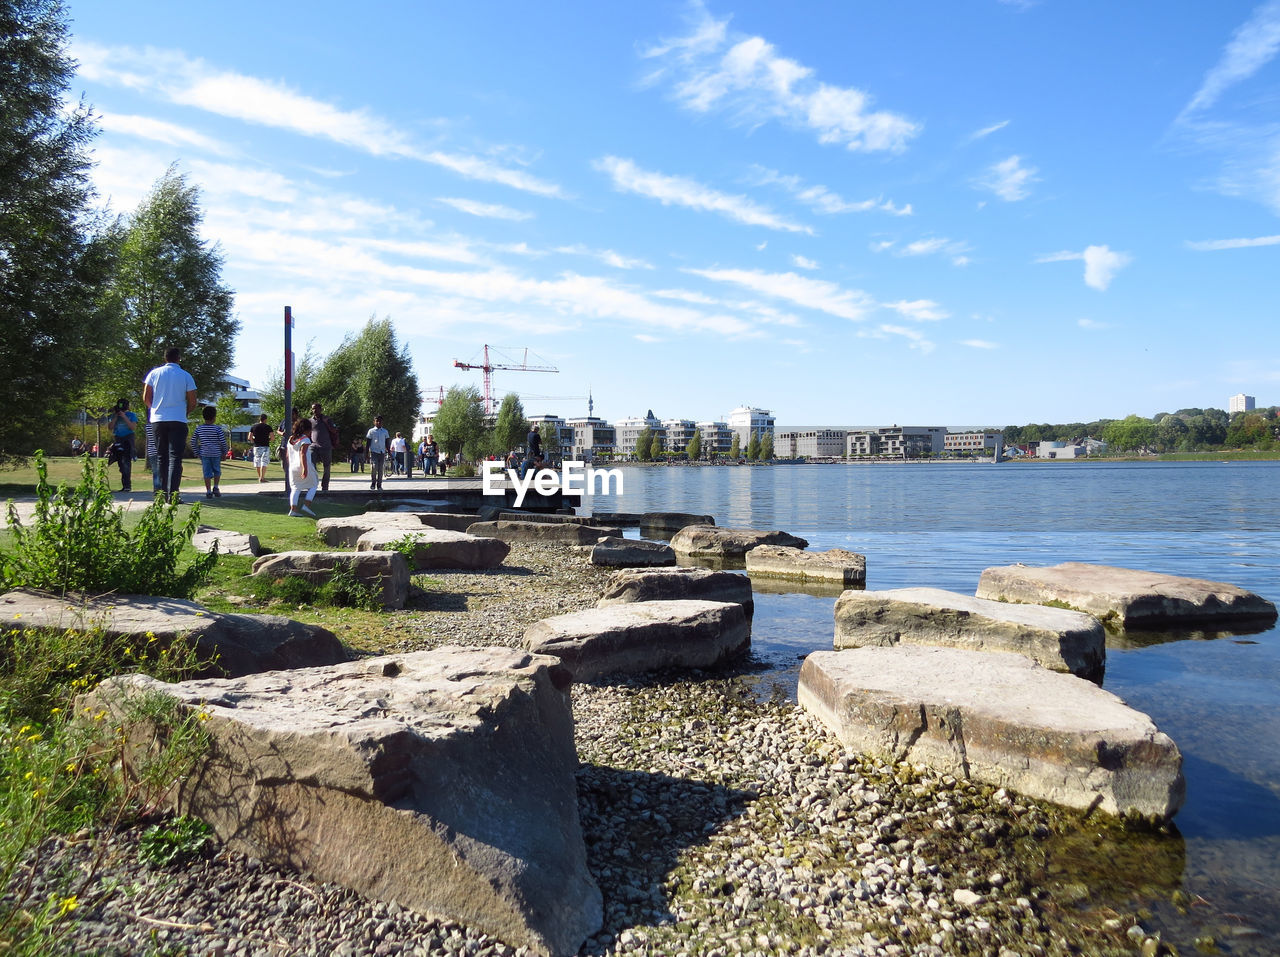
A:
[522,426,542,479]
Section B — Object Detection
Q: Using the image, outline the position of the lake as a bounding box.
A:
[586,460,1280,948]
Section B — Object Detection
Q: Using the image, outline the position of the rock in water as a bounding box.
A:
[669,525,808,558]
[746,545,866,587]
[78,647,603,957]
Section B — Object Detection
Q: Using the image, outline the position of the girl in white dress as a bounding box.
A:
[288,417,319,517]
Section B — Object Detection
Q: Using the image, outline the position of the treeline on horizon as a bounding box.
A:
[1001,406,1280,453]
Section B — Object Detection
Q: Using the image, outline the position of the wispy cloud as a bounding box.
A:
[73,40,565,197]
[686,267,873,321]
[862,324,935,353]
[791,254,818,270]
[968,120,1010,141]
[883,299,949,322]
[642,4,920,153]
[1036,245,1132,291]
[98,111,234,155]
[749,166,912,215]
[556,245,654,269]
[1186,234,1280,250]
[595,156,812,233]
[975,154,1039,201]
[961,339,999,349]
[438,198,534,221]
[1180,0,1280,119]
[1077,318,1110,330]
[875,236,970,265]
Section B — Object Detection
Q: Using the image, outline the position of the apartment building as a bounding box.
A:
[847,426,946,458]
[776,429,848,458]
[696,421,733,456]
[614,410,665,457]
[943,430,1004,458]
[525,414,575,459]
[661,418,697,454]
[727,406,775,447]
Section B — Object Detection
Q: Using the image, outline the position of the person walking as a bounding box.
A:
[287,417,319,517]
[108,398,138,491]
[191,405,228,498]
[309,403,335,492]
[142,347,198,500]
[424,433,440,476]
[249,413,273,482]
[365,415,390,490]
[522,425,542,480]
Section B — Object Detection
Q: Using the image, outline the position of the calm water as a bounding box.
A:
[586,460,1280,947]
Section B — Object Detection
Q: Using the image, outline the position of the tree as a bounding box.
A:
[539,424,560,463]
[215,391,255,438]
[686,428,701,462]
[0,0,116,456]
[1155,414,1188,453]
[492,393,528,457]
[760,432,774,461]
[432,385,486,459]
[1102,414,1155,452]
[93,166,238,410]
[746,431,761,461]
[303,315,419,438]
[729,433,741,459]
[633,427,652,461]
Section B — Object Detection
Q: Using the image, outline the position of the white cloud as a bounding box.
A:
[686,267,874,321]
[73,40,565,197]
[1181,0,1280,118]
[634,333,663,343]
[961,339,999,349]
[969,120,1010,141]
[863,323,935,352]
[883,237,972,263]
[883,299,949,322]
[595,156,811,233]
[1036,245,1132,291]
[902,237,951,256]
[556,245,654,270]
[749,166,912,215]
[1186,234,1280,250]
[438,198,533,221]
[791,254,819,270]
[976,155,1038,201]
[1077,318,1110,329]
[643,7,920,153]
[98,112,233,155]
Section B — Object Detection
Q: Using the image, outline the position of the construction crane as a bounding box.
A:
[452,345,558,414]
[421,386,445,410]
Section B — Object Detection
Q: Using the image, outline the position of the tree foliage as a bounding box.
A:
[729,433,740,459]
[492,393,528,457]
[93,166,238,409]
[432,385,486,458]
[634,427,653,462]
[760,432,774,461]
[305,316,419,439]
[0,0,116,456]
[686,428,701,461]
[746,431,761,461]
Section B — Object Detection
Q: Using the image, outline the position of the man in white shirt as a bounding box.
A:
[365,415,390,490]
[390,432,407,476]
[142,347,198,500]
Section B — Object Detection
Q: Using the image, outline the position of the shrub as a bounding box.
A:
[137,815,214,870]
[1,452,216,599]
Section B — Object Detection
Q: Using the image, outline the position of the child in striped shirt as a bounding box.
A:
[191,405,229,498]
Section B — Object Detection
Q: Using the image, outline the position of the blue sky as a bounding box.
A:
[66,1,1280,427]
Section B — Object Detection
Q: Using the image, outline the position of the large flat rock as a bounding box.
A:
[523,599,750,681]
[976,562,1278,628]
[252,551,409,610]
[669,524,808,558]
[0,588,346,678]
[192,524,262,557]
[597,566,754,619]
[466,520,622,546]
[413,511,486,533]
[834,587,1105,679]
[315,512,428,547]
[746,545,866,587]
[640,511,716,533]
[799,647,1184,821]
[79,647,602,956]
[356,527,510,570]
[589,536,676,567]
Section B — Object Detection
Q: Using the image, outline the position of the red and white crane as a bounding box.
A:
[452,345,558,414]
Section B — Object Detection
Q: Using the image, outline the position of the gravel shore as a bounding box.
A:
[18,544,1185,956]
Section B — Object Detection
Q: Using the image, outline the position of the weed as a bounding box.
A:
[385,533,427,564]
[320,565,383,612]
[137,816,214,870]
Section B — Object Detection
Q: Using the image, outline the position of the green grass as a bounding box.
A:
[0,455,281,498]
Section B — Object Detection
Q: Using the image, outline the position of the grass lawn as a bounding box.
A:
[0,455,283,498]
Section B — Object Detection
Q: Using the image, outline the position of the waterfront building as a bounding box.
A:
[696,421,733,457]
[944,430,1004,458]
[566,416,617,460]
[777,429,848,459]
[727,406,775,448]
[1230,393,1256,414]
[211,375,262,445]
[615,410,665,457]
[526,414,574,460]
[847,426,945,458]
[661,418,697,454]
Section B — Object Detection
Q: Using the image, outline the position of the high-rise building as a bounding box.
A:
[727,406,775,447]
[1230,393,1256,414]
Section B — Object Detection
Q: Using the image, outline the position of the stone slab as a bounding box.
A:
[355,528,510,570]
[589,537,677,567]
[746,545,866,587]
[79,647,602,956]
[834,587,1105,679]
[0,588,345,678]
[639,512,716,532]
[523,599,750,681]
[251,551,409,610]
[976,562,1278,628]
[799,646,1185,821]
[669,525,809,558]
[466,520,622,545]
[597,567,754,620]
[315,512,427,547]
[192,524,262,557]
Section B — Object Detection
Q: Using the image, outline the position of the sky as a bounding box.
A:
[63,0,1280,428]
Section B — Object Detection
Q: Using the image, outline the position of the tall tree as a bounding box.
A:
[432,385,486,459]
[304,315,419,438]
[492,393,528,457]
[94,166,238,407]
[634,427,653,462]
[729,433,741,459]
[746,431,761,461]
[686,428,701,462]
[0,0,115,455]
[760,432,774,461]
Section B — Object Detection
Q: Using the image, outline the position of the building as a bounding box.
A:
[727,406,775,448]
[566,416,617,460]
[614,410,664,457]
[526,414,575,461]
[847,426,946,458]
[1230,393,1256,414]
[661,418,697,454]
[696,421,733,457]
[944,430,1004,459]
[776,429,848,459]
[214,375,263,444]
